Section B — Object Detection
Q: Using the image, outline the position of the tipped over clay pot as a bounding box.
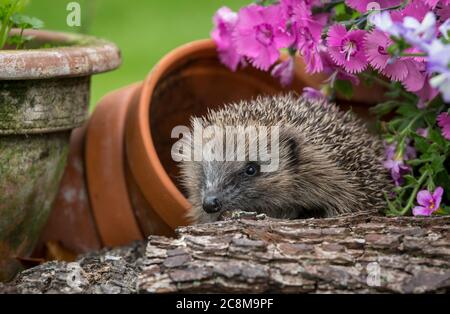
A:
[0,29,121,282]
[37,39,384,255]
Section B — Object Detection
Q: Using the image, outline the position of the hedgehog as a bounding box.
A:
[177,94,391,224]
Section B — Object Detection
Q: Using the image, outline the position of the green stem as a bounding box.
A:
[398,170,429,216]
[400,53,427,58]
[360,72,416,102]
[0,0,21,49]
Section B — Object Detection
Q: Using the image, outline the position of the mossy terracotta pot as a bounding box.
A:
[0,29,121,282]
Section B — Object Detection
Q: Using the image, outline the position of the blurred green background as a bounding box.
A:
[25,0,248,108]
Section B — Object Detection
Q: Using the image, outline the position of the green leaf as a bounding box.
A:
[413,137,430,154]
[335,79,354,100]
[370,101,401,116]
[10,13,44,29]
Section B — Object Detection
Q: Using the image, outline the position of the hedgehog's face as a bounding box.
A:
[180,126,305,223]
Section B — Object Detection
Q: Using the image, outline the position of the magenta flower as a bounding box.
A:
[327,24,368,74]
[271,57,295,87]
[211,7,242,71]
[413,187,444,217]
[234,4,293,71]
[391,0,431,24]
[365,30,408,81]
[346,0,402,13]
[425,0,450,9]
[321,50,361,86]
[292,3,325,73]
[437,112,450,140]
[401,60,427,92]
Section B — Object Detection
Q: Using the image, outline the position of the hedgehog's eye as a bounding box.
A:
[244,163,260,177]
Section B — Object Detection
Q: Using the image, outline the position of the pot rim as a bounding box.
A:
[0,29,121,80]
[127,40,219,229]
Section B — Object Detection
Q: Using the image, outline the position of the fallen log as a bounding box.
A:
[139,212,450,294]
[1,212,449,294]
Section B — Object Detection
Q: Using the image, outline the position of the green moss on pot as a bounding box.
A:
[0,29,121,282]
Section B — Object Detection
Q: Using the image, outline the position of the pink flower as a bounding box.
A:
[234,4,293,71]
[365,30,408,81]
[437,112,450,140]
[413,187,444,217]
[437,5,450,22]
[416,78,439,108]
[212,7,242,71]
[327,24,368,74]
[346,0,402,13]
[391,0,431,23]
[321,50,361,85]
[292,3,325,73]
[271,57,295,86]
[425,0,450,9]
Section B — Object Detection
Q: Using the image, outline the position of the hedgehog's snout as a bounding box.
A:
[202,194,222,214]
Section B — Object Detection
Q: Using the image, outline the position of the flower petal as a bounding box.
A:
[416,190,433,207]
[413,206,433,217]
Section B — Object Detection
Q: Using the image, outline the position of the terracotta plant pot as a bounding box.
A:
[85,83,144,247]
[37,39,384,255]
[0,29,121,282]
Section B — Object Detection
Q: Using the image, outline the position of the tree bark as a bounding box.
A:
[139,212,450,294]
[1,212,449,294]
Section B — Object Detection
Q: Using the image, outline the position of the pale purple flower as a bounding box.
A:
[271,57,295,87]
[427,39,450,102]
[384,141,416,186]
[212,7,242,71]
[401,12,437,50]
[292,2,325,73]
[417,128,429,138]
[413,187,444,217]
[439,19,450,40]
[437,112,450,140]
[302,87,327,101]
[346,0,402,13]
[372,11,437,51]
[234,4,293,71]
[327,24,368,74]
[370,11,401,37]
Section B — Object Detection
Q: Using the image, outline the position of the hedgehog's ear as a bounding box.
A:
[279,129,300,166]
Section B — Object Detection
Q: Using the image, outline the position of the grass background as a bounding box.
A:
[25,0,248,107]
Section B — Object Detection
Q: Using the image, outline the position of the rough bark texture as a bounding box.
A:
[1,213,449,294]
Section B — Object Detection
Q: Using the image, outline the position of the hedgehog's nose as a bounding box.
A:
[203,196,221,214]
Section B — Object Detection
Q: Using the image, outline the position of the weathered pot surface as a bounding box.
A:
[36,124,102,257]
[0,29,121,282]
[86,83,144,247]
